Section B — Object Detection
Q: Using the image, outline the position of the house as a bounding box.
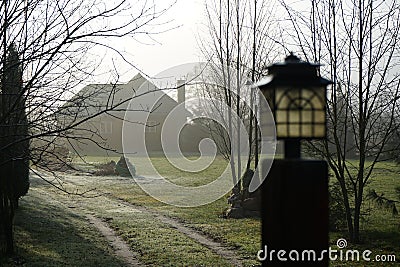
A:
[60,73,210,157]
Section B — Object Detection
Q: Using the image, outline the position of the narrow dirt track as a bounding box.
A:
[86,214,142,267]
[31,172,244,267]
[30,174,144,267]
[112,196,244,267]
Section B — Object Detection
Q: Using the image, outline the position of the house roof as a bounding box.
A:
[58,72,189,121]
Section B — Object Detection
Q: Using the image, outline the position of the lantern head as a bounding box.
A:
[256,53,332,140]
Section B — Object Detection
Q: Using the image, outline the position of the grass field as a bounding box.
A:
[6,156,400,266]
[74,156,400,266]
[2,182,127,267]
[71,155,262,266]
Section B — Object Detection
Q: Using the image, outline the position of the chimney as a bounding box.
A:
[177,79,186,107]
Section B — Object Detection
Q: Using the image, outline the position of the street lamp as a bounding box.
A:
[256,53,332,266]
[256,52,331,158]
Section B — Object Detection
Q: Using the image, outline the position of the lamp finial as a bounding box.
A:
[285,52,300,63]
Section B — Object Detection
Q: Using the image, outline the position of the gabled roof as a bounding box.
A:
[58,73,188,121]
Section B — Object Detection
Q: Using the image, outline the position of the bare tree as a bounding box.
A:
[0,0,174,254]
[280,0,400,242]
[196,0,279,212]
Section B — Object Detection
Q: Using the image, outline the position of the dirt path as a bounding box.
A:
[30,175,143,267]
[112,197,244,267]
[86,214,142,267]
[31,172,244,267]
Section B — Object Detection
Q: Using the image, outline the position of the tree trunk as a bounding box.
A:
[339,178,354,241]
[246,106,253,171]
[4,196,14,255]
[352,180,365,243]
[1,193,14,255]
[353,202,360,243]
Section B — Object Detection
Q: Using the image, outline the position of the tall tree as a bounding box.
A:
[0,43,28,254]
[198,0,279,196]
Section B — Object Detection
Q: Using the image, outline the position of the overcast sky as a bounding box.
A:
[91,0,205,85]
[88,0,307,86]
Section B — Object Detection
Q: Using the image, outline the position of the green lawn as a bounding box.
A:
[75,156,400,266]
[2,186,127,267]
[72,155,261,266]
[6,156,400,266]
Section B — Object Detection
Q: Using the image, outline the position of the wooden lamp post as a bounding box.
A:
[256,53,332,266]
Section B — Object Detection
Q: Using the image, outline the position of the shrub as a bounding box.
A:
[93,160,117,176]
[115,156,136,177]
[329,181,347,231]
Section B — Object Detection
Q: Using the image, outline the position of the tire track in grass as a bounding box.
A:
[111,196,243,267]
[38,172,244,266]
[30,174,143,267]
[86,214,142,267]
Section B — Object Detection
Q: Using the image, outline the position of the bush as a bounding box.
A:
[329,181,347,231]
[115,156,136,177]
[93,160,116,176]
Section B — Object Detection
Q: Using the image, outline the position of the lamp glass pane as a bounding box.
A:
[315,110,325,123]
[274,86,326,139]
[277,124,288,137]
[302,124,313,136]
[276,88,300,110]
[302,110,313,123]
[314,124,326,137]
[288,110,300,123]
[289,124,300,137]
[276,110,287,123]
[286,89,301,101]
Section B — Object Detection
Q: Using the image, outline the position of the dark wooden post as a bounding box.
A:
[260,159,329,266]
